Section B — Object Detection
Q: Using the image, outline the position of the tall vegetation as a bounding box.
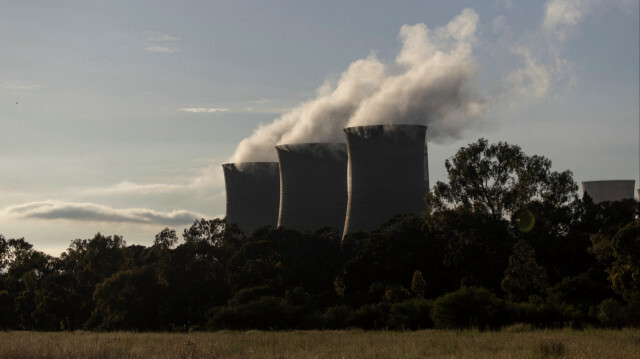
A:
[0,138,638,331]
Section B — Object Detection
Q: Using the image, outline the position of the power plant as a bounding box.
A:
[342,124,427,236]
[223,124,637,240]
[276,143,348,232]
[222,162,280,235]
[581,180,636,204]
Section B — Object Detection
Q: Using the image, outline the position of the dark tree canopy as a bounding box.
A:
[428,138,578,220]
[1,138,638,331]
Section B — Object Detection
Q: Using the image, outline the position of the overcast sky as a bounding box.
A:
[1,0,638,255]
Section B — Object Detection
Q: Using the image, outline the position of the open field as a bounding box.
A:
[0,328,638,359]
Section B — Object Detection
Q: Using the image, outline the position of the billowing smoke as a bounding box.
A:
[230,8,487,163]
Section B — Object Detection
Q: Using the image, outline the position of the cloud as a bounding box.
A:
[81,181,189,195]
[542,0,595,42]
[1,81,42,91]
[178,107,230,113]
[230,9,487,163]
[507,47,551,98]
[143,31,179,53]
[145,31,180,42]
[79,163,225,198]
[2,201,205,226]
[145,46,177,53]
[502,0,617,99]
[495,0,515,9]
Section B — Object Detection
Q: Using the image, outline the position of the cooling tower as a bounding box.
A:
[222,162,280,235]
[581,180,635,204]
[424,149,430,192]
[343,124,427,236]
[276,143,348,232]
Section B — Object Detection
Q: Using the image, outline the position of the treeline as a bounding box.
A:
[1,139,639,331]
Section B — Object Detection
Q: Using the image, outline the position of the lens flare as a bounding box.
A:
[515,208,535,233]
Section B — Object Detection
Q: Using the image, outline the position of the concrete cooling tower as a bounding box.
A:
[276,143,348,232]
[343,124,427,236]
[222,162,280,235]
[581,180,635,204]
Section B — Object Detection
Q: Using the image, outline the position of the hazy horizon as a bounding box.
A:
[1,0,638,256]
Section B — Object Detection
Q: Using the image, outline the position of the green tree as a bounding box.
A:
[607,219,640,301]
[431,286,504,330]
[2,241,57,329]
[92,265,168,330]
[411,270,427,299]
[58,233,127,328]
[154,227,178,249]
[425,138,578,292]
[501,240,547,302]
[428,138,578,221]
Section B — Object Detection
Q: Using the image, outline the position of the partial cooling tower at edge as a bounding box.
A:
[581,180,636,204]
[343,124,427,236]
[277,143,348,232]
[222,162,280,235]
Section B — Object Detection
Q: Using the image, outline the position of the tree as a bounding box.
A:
[411,270,427,299]
[607,219,640,301]
[428,138,578,221]
[0,237,34,273]
[58,233,127,328]
[2,241,57,329]
[341,215,437,304]
[182,218,243,263]
[501,240,547,302]
[153,227,178,249]
[92,265,168,330]
[425,138,579,292]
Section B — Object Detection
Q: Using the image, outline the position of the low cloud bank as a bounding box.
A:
[3,201,206,226]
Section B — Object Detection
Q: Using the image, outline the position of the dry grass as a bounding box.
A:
[0,328,638,358]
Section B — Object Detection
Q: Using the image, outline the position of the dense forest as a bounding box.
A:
[1,139,638,331]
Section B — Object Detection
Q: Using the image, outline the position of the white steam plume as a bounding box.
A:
[230,9,487,163]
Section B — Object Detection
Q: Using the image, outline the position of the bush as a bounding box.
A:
[505,298,583,328]
[387,300,433,330]
[206,306,242,330]
[623,297,640,327]
[348,303,389,329]
[598,298,625,328]
[228,285,274,306]
[382,285,412,303]
[431,286,503,330]
[207,296,292,330]
[322,305,352,329]
[546,273,610,324]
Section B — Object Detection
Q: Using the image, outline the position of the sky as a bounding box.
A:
[1,0,638,256]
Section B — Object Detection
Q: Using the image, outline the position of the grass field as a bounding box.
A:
[0,327,638,358]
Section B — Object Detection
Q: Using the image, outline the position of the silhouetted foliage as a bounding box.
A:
[431,286,503,330]
[501,240,548,302]
[0,138,638,331]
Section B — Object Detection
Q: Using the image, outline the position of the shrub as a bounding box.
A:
[387,299,433,330]
[504,298,583,328]
[322,305,352,329]
[623,297,640,327]
[348,303,389,329]
[206,306,242,330]
[598,298,624,328]
[382,285,412,303]
[431,286,503,330]
[228,285,274,306]
[236,296,291,329]
[207,296,291,330]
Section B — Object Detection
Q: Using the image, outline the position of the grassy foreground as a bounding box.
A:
[0,328,638,359]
